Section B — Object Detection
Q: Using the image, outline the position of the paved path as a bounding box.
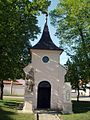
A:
[36,113,60,120]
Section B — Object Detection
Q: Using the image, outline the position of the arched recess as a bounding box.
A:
[37,81,51,109]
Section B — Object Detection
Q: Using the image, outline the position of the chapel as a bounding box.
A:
[23,15,72,113]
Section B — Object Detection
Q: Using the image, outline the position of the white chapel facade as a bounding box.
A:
[23,16,72,113]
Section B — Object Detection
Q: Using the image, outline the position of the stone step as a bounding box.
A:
[34,109,61,114]
[35,113,60,120]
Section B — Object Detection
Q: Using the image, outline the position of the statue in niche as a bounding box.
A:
[25,68,34,92]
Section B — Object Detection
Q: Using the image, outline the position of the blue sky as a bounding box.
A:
[31,0,69,65]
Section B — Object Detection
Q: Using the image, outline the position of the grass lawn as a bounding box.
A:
[1,97,90,120]
[59,100,90,120]
[0,98,34,120]
[60,111,90,120]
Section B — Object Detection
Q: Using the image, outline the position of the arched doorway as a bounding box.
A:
[37,81,51,109]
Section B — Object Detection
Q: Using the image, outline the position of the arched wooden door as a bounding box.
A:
[37,81,51,109]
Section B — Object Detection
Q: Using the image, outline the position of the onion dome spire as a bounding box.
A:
[31,13,63,51]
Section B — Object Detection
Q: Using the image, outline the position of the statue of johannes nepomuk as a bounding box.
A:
[25,68,34,92]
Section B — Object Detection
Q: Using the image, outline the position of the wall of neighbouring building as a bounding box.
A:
[3,80,25,96]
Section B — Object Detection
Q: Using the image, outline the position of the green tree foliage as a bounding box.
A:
[50,0,90,96]
[50,0,90,53]
[0,0,50,80]
[65,45,90,100]
[0,0,51,99]
[50,0,90,77]
[66,48,90,87]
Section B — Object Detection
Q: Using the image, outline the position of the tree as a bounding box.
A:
[50,0,90,97]
[65,45,90,101]
[65,59,80,101]
[0,0,51,99]
[50,0,90,55]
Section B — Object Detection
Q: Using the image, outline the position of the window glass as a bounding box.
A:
[42,56,49,63]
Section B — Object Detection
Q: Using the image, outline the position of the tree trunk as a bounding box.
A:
[10,81,13,95]
[77,81,80,101]
[77,85,80,101]
[78,28,89,64]
[0,80,4,100]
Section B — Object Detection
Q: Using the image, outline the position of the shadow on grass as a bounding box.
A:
[4,101,19,108]
[0,107,16,120]
[72,100,90,113]
[0,100,22,120]
[0,99,23,109]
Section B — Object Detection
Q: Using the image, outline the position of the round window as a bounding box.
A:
[42,56,49,63]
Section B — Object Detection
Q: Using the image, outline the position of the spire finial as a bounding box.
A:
[43,12,48,31]
[45,12,48,25]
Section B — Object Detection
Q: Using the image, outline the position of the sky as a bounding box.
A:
[31,0,69,65]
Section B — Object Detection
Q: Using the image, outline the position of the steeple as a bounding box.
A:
[32,14,63,51]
